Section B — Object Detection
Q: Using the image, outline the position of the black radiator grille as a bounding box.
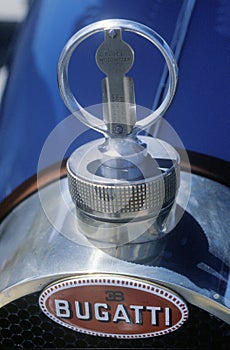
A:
[0,292,229,349]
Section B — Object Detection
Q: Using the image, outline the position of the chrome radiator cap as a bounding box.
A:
[58,19,180,226]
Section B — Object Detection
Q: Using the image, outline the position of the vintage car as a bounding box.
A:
[0,0,229,348]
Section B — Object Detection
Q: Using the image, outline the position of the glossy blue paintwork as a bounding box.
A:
[0,0,229,200]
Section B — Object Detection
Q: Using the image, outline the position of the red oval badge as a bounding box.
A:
[39,275,188,338]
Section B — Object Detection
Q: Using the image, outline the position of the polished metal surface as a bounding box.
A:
[63,19,180,224]
[96,29,135,136]
[58,19,178,134]
[67,137,179,222]
[0,172,229,324]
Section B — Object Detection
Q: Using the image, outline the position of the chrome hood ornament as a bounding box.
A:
[58,20,180,242]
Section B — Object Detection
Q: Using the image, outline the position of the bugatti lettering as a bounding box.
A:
[54,299,172,326]
[39,276,189,338]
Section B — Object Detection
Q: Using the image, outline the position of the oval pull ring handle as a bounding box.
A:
[58,19,178,135]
